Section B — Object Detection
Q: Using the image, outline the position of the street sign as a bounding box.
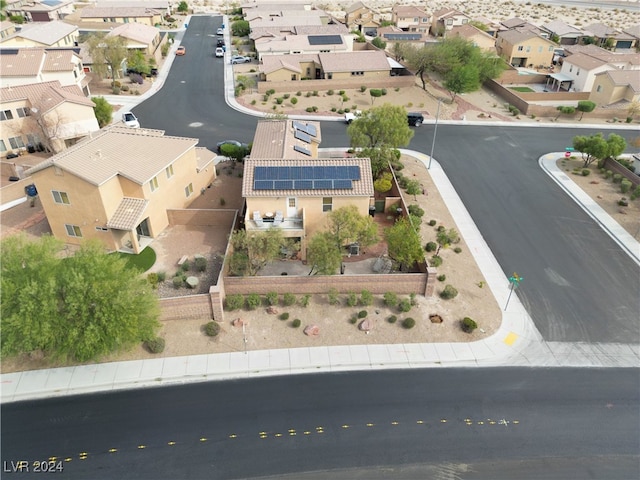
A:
[565,147,575,151]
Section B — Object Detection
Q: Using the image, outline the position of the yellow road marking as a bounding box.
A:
[504,332,518,346]
[168,442,176,446]
[391,421,399,425]
[288,429,296,433]
[49,457,57,461]
[275,433,283,437]
[108,448,117,453]
[513,420,520,424]
[477,421,484,425]
[440,419,447,423]
[138,445,146,449]
[416,420,424,424]
[366,423,375,427]
[342,425,350,429]
[304,431,311,435]
[229,434,237,439]
[199,437,207,442]
[64,458,72,463]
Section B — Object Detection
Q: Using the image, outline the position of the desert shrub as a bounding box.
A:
[292,319,301,328]
[425,241,437,252]
[349,315,358,324]
[620,179,632,193]
[246,293,262,310]
[428,219,437,226]
[347,292,358,307]
[430,255,443,267]
[121,84,130,92]
[180,260,190,271]
[328,288,340,305]
[381,88,387,96]
[312,90,319,96]
[172,276,183,288]
[360,290,373,306]
[618,197,628,206]
[327,89,334,95]
[283,93,290,99]
[331,107,337,112]
[360,85,367,92]
[225,294,244,311]
[437,228,460,247]
[384,292,398,307]
[461,317,478,333]
[283,293,296,306]
[631,186,640,200]
[408,204,425,217]
[276,97,283,104]
[194,256,207,272]
[453,247,462,254]
[279,312,290,320]
[263,94,269,102]
[358,310,368,319]
[437,274,446,282]
[402,318,416,329]
[290,97,298,105]
[299,294,311,308]
[204,321,220,337]
[157,271,166,282]
[387,315,397,323]
[266,89,275,96]
[612,173,622,183]
[296,91,302,96]
[305,92,312,97]
[398,298,412,312]
[266,291,279,306]
[581,168,591,176]
[440,285,458,300]
[147,272,159,288]
[410,293,417,305]
[145,337,165,353]
[605,170,613,179]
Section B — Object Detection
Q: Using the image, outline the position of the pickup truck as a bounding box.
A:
[344,110,362,124]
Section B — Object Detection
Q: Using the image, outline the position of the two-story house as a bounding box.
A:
[107,23,164,63]
[26,126,217,254]
[540,20,585,45]
[79,6,164,27]
[449,24,497,52]
[583,23,636,50]
[590,69,640,106]
[345,1,383,36]
[392,5,431,34]
[0,20,78,48]
[430,8,470,37]
[242,119,373,260]
[0,81,99,156]
[496,29,556,67]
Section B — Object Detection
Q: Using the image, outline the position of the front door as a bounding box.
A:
[287,197,297,218]
[136,218,151,237]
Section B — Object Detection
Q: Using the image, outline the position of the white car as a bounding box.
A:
[215,47,224,58]
[122,111,140,128]
[344,110,362,124]
[230,55,251,64]
[216,27,224,36]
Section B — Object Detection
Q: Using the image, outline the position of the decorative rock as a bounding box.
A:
[266,306,279,315]
[358,319,372,331]
[304,325,320,336]
[429,314,443,323]
[185,276,199,288]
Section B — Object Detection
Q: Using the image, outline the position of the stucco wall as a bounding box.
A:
[257,75,415,94]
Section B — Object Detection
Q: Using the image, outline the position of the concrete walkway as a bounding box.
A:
[2,17,638,403]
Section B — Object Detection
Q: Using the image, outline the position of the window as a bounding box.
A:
[1,110,13,121]
[291,74,297,80]
[322,197,332,212]
[596,85,602,92]
[95,226,108,232]
[576,69,580,76]
[327,73,333,79]
[9,136,24,149]
[0,140,5,152]
[16,107,30,118]
[446,19,453,25]
[150,176,159,192]
[351,71,364,76]
[165,164,174,178]
[538,46,543,53]
[548,46,554,52]
[517,45,524,51]
[569,65,573,72]
[52,190,70,204]
[65,224,82,237]
[288,198,296,208]
[185,183,194,197]
[462,19,468,24]
[526,46,531,52]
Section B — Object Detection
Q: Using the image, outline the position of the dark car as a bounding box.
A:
[407,112,424,126]
[216,38,225,47]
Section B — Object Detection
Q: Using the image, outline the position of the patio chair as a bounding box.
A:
[273,210,283,226]
[253,211,263,227]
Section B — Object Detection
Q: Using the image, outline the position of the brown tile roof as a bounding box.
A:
[0,48,46,76]
[242,157,374,198]
[318,50,389,73]
[498,29,550,45]
[260,53,319,75]
[107,197,149,230]
[393,5,428,18]
[42,49,76,72]
[563,52,607,70]
[6,20,77,46]
[107,23,159,45]
[80,6,162,18]
[0,80,94,113]
[27,126,199,186]
[450,24,496,42]
[250,120,321,159]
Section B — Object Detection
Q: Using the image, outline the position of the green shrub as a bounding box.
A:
[147,272,159,288]
[327,89,334,95]
[283,293,296,306]
[360,290,373,306]
[145,337,165,353]
[312,90,319,96]
[453,247,462,254]
[430,255,443,267]
[360,85,367,92]
[402,318,416,329]
[381,88,387,96]
[428,219,437,226]
[331,107,337,112]
[266,89,275,96]
[581,168,591,176]
[180,260,190,271]
[349,315,358,324]
[246,293,262,310]
[204,321,220,337]
[266,291,279,306]
[620,179,632,193]
[194,256,207,272]
[408,204,425,217]
[290,97,298,105]
[425,241,437,252]
[283,93,290,99]
[276,97,284,104]
[347,292,358,307]
[605,170,613,179]
[157,271,166,282]
[631,186,640,200]
[292,319,301,328]
[299,294,311,308]
[618,197,629,206]
[358,310,368,319]
[225,294,244,311]
[172,276,183,288]
[440,285,458,300]
[296,91,302,96]
[613,173,623,183]
[387,315,397,323]
[398,298,412,312]
[461,317,477,333]
[383,292,398,307]
[279,312,290,320]
[328,288,340,305]
[437,274,446,282]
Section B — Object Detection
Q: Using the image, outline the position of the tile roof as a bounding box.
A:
[450,24,496,42]
[260,53,319,75]
[42,49,76,72]
[107,23,159,45]
[541,20,584,37]
[250,120,321,159]
[624,25,640,39]
[318,50,389,72]
[27,126,199,186]
[250,16,323,29]
[563,52,607,70]
[195,147,216,172]
[501,17,528,29]
[433,8,465,20]
[563,44,640,66]
[393,5,428,18]
[294,24,349,35]
[80,6,162,18]
[257,34,348,54]
[242,157,374,197]
[0,48,45,76]
[107,197,149,230]
[498,29,549,45]
[0,80,93,113]
[595,69,640,93]
[7,20,77,46]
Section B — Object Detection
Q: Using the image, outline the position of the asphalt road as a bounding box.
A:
[136,15,640,343]
[2,368,638,479]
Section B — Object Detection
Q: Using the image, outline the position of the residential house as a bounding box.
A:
[241,1,311,15]
[345,1,383,36]
[449,24,497,52]
[496,29,556,67]
[18,0,75,22]
[0,80,99,157]
[430,8,469,36]
[0,20,78,48]
[107,23,163,60]
[0,21,18,40]
[392,5,431,34]
[0,47,90,95]
[590,69,640,106]
[242,119,373,260]
[255,34,352,60]
[250,24,349,44]
[246,8,331,25]
[622,25,640,45]
[541,20,585,45]
[79,6,164,26]
[583,23,636,50]
[26,126,217,254]
[471,16,503,38]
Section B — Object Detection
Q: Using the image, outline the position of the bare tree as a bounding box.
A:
[86,33,128,81]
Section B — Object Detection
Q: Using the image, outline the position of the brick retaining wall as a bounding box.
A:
[158,294,213,321]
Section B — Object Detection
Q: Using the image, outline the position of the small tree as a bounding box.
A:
[385,217,423,271]
[444,64,480,101]
[92,96,113,128]
[555,105,576,120]
[177,1,188,13]
[405,179,422,200]
[576,100,596,120]
[372,37,387,49]
[232,20,250,37]
[369,89,383,104]
[306,231,341,275]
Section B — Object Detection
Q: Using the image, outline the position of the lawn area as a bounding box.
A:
[509,86,535,93]
[114,247,156,272]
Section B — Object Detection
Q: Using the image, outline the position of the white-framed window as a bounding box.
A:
[569,65,573,72]
[461,18,468,24]
[351,71,364,76]
[52,190,70,204]
[548,46,554,51]
[165,164,174,178]
[9,136,24,149]
[95,226,108,232]
[0,140,6,152]
[576,68,580,75]
[185,182,193,197]
[16,107,30,118]
[538,46,543,53]
[65,224,82,237]
[526,46,531,52]
[0,110,13,121]
[446,19,453,25]
[322,197,332,212]
[150,176,159,192]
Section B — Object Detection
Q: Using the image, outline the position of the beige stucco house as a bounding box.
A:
[431,8,470,36]
[255,33,353,60]
[26,126,217,254]
[0,20,78,48]
[107,23,162,57]
[79,6,164,26]
[0,21,18,40]
[583,23,637,50]
[0,81,98,156]
[242,119,374,260]
[17,0,75,22]
[590,70,640,106]
[496,29,556,67]
[392,5,431,33]
[449,24,497,52]
[345,1,383,36]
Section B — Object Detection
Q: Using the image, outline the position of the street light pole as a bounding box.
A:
[428,98,441,170]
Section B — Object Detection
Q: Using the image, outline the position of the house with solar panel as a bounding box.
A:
[377,26,428,45]
[6,0,74,22]
[255,34,353,61]
[242,119,373,260]
[392,5,431,34]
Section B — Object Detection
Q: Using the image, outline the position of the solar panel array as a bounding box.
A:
[293,121,317,137]
[308,35,343,45]
[293,145,311,156]
[253,165,361,191]
[294,129,311,144]
[383,33,422,41]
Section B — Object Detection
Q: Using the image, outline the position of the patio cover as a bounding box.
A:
[549,72,573,82]
[107,197,149,230]
[387,57,404,69]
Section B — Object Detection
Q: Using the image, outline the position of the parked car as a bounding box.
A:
[122,111,140,128]
[344,110,362,124]
[407,112,424,126]
[216,27,224,36]
[176,46,186,56]
[230,55,251,64]
[215,47,224,58]
[216,38,225,47]
[216,140,248,153]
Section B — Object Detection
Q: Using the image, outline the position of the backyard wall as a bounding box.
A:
[603,157,640,187]
[257,75,415,94]
[167,208,237,226]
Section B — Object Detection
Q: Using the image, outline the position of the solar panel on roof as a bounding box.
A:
[348,166,361,180]
[254,180,274,190]
[384,33,422,41]
[323,166,337,179]
[294,180,313,190]
[254,167,267,180]
[294,129,311,144]
[290,167,303,179]
[277,167,290,180]
[274,180,293,190]
[301,166,314,178]
[306,124,317,137]
[292,120,306,131]
[308,35,343,45]
[293,145,311,156]
[333,179,353,189]
[314,179,333,189]
[42,0,62,5]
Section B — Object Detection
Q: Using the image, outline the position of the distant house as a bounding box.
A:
[0,47,90,95]
[0,80,99,156]
[540,20,585,45]
[243,119,373,260]
[0,20,78,48]
[79,6,164,26]
[345,1,383,36]
[378,25,427,44]
[26,126,217,254]
[392,5,431,33]
[449,24,497,52]
[16,0,75,22]
[560,45,640,92]
[0,21,18,40]
[496,29,556,67]
[106,22,164,62]
[583,23,637,51]
[255,33,353,60]
[430,8,469,36]
[470,16,503,38]
[240,1,311,15]
[245,8,331,25]
[590,69,640,106]
[623,25,640,45]
[251,24,349,44]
